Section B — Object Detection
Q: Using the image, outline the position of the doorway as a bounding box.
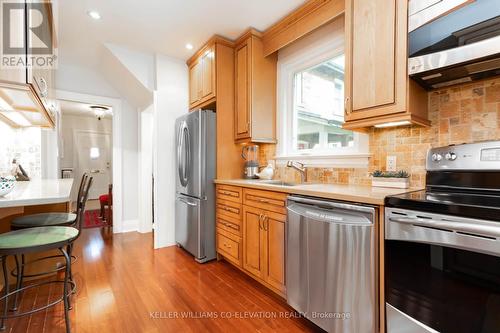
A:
[74,131,112,199]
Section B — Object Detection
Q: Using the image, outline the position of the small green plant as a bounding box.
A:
[371,170,409,178]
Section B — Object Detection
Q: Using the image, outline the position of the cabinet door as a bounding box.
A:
[263,212,285,292]
[189,61,202,107]
[345,0,407,121]
[242,206,265,279]
[235,42,251,140]
[201,45,215,100]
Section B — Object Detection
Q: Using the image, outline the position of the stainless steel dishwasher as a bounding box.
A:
[286,195,377,333]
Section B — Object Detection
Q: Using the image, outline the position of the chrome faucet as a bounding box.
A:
[286,161,307,183]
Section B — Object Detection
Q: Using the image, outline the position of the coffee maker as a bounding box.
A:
[242,145,259,179]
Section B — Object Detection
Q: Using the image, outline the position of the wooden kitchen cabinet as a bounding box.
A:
[234,29,277,143]
[343,0,429,129]
[187,43,217,109]
[0,0,56,128]
[216,185,286,296]
[242,205,286,294]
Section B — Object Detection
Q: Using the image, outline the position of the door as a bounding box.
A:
[201,45,215,100]
[189,61,202,107]
[175,111,202,198]
[345,0,407,120]
[243,206,265,279]
[235,41,251,140]
[175,194,202,259]
[263,212,285,292]
[75,131,112,200]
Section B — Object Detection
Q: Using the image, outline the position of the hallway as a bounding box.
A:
[4,228,319,332]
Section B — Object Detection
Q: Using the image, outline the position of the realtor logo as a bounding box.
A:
[1,0,57,69]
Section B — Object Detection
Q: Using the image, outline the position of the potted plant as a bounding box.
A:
[371,170,410,189]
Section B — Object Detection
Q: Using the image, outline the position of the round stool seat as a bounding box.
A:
[99,194,109,203]
[11,213,77,229]
[0,227,78,255]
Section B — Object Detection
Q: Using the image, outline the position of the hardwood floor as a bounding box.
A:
[4,228,320,332]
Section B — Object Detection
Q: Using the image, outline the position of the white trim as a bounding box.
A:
[121,219,140,233]
[276,20,369,168]
[55,89,124,233]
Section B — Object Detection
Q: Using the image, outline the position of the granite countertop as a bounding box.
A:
[0,179,74,208]
[214,179,419,206]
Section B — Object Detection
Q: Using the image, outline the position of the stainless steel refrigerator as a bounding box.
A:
[175,109,216,263]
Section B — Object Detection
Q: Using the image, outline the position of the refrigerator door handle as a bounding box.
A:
[177,122,184,185]
[183,123,191,186]
[177,197,198,207]
[178,121,189,187]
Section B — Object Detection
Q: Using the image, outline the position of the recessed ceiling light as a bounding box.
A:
[185,43,193,50]
[87,10,101,20]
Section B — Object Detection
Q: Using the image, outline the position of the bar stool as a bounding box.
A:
[9,174,89,288]
[10,174,93,311]
[11,174,89,230]
[0,176,92,333]
[0,227,77,332]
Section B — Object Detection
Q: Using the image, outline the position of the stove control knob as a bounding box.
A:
[432,153,442,162]
[445,152,457,161]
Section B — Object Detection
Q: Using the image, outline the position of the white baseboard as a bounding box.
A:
[119,219,139,233]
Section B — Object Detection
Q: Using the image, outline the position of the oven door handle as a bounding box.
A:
[388,217,500,238]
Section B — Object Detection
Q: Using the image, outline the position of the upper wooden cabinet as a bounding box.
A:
[187,42,218,109]
[234,29,277,143]
[343,0,429,129]
[0,0,56,128]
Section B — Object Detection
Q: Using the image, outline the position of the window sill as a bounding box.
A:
[274,153,371,168]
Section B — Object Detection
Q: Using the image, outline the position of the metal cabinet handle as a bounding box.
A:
[344,97,351,115]
[258,198,270,203]
[258,213,263,229]
[263,215,269,231]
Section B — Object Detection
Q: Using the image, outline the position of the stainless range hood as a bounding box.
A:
[408,0,500,90]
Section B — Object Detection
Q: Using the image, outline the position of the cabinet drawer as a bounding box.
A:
[216,185,242,203]
[243,189,287,214]
[216,199,242,221]
[217,228,242,266]
[217,214,241,237]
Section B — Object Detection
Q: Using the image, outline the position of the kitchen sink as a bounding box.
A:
[255,180,298,186]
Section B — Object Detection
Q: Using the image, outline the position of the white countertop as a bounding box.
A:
[215,179,419,206]
[0,179,74,208]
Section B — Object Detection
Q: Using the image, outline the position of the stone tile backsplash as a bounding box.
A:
[259,77,500,188]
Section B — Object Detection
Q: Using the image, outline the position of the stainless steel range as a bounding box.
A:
[385,141,500,333]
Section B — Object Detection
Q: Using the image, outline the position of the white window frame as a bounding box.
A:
[275,31,370,168]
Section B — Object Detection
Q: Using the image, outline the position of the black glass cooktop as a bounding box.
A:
[385,190,500,222]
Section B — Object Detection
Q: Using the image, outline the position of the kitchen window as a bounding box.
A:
[276,20,369,167]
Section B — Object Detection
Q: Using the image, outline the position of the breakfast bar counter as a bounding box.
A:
[0,179,74,226]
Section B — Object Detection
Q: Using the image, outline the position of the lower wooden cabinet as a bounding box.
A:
[216,185,286,297]
[242,205,286,294]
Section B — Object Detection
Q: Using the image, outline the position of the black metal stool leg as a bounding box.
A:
[60,248,71,333]
[66,244,74,287]
[11,255,22,311]
[1,256,9,330]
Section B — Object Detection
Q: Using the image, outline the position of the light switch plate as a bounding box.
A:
[387,156,397,171]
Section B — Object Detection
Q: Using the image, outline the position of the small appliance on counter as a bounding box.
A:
[385,140,500,333]
[241,144,259,179]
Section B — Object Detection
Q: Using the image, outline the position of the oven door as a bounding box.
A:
[385,208,500,333]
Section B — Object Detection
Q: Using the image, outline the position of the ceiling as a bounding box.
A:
[57,0,306,68]
[59,99,113,118]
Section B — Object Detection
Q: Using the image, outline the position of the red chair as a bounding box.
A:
[99,184,113,226]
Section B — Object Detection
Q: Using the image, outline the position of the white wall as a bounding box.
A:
[139,106,154,233]
[120,102,140,231]
[56,63,120,98]
[153,54,189,249]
